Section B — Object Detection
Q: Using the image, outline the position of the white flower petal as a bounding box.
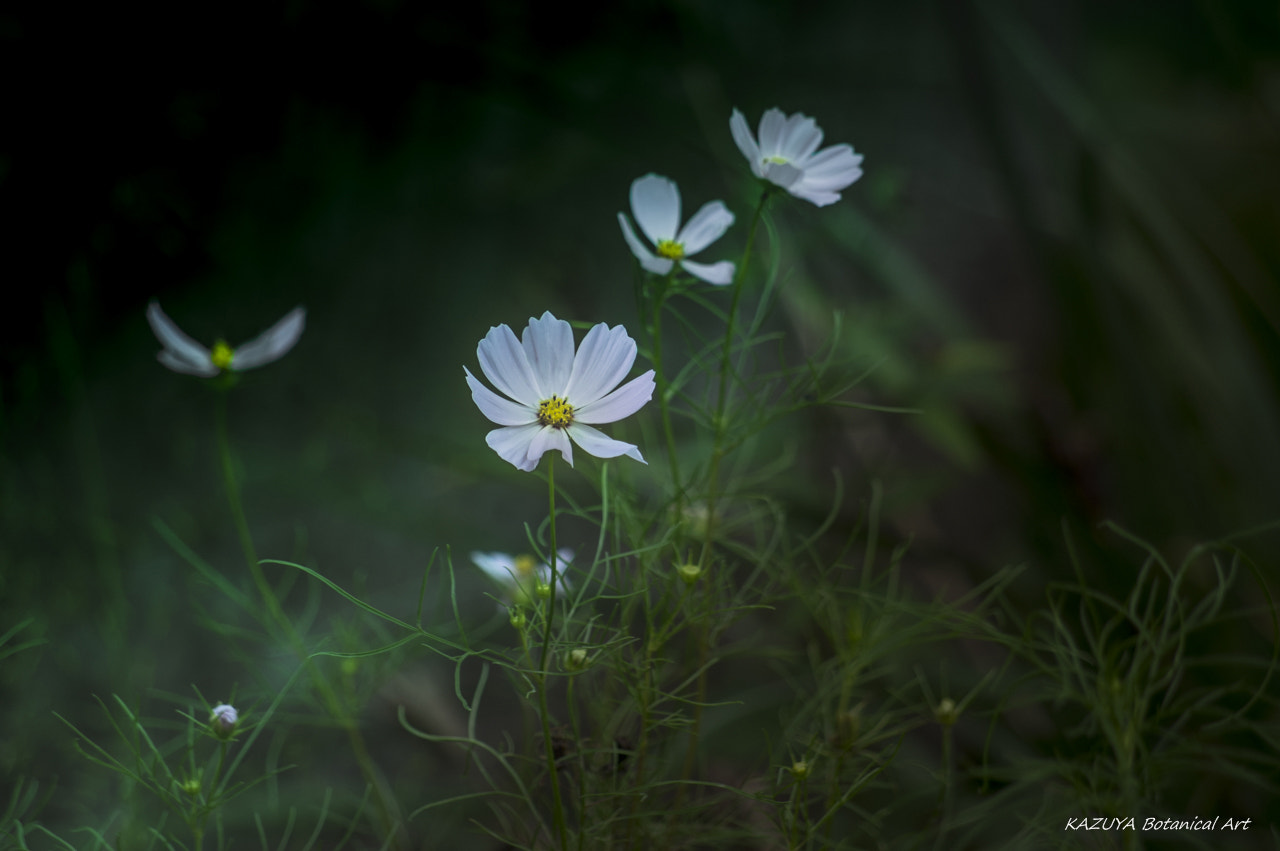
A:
[574,370,655,424]
[521,311,574,398]
[761,160,804,190]
[730,109,762,177]
[158,349,219,376]
[630,174,680,246]
[779,113,822,162]
[618,213,674,275]
[232,307,306,370]
[732,108,862,208]
[680,259,735,286]
[477,323,541,408]
[676,200,734,255]
[796,146,864,192]
[563,323,636,407]
[787,186,841,207]
[471,551,518,581]
[567,423,646,464]
[535,548,575,588]
[528,425,573,468]
[147,301,214,371]
[465,367,536,426]
[757,108,787,158]
[485,423,545,472]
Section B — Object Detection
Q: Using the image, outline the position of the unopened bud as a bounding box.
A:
[789,760,811,780]
[210,703,238,738]
[676,563,702,585]
[566,648,589,671]
[935,698,958,727]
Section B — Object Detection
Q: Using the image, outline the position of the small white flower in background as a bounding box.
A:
[472,549,575,603]
[147,301,306,376]
[617,174,736,285]
[464,311,655,472]
[730,108,864,207]
[209,703,238,737]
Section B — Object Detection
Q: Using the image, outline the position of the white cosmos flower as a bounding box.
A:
[147,301,306,376]
[617,174,736,285]
[730,107,864,207]
[464,311,655,472]
[472,549,575,598]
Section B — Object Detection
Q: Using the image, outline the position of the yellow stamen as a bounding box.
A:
[765,154,790,165]
[655,239,685,260]
[537,396,574,429]
[211,340,235,371]
[514,554,537,576]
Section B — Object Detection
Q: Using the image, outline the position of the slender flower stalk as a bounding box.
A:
[647,270,686,517]
[537,457,569,850]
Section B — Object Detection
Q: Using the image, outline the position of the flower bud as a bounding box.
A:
[566,648,589,671]
[210,703,239,738]
[509,608,527,630]
[789,760,811,780]
[676,563,702,585]
[934,698,958,727]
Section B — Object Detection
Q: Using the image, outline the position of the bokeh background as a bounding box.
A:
[3,0,1279,843]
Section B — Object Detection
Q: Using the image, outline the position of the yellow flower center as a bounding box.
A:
[513,554,537,577]
[765,154,790,165]
[211,340,235,371]
[537,396,574,429]
[655,239,685,260]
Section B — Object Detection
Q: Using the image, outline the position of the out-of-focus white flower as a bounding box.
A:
[210,703,238,737]
[472,549,574,606]
[147,301,306,376]
[617,174,735,285]
[730,108,864,207]
[464,311,654,472]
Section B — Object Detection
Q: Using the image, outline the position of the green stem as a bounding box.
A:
[697,187,772,570]
[538,456,569,850]
[649,275,684,521]
[214,389,405,850]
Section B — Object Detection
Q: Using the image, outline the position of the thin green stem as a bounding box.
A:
[698,187,772,570]
[538,456,569,850]
[649,276,685,521]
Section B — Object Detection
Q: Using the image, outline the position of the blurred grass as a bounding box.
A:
[2,0,1278,845]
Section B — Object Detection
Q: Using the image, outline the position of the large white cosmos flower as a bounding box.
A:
[730,108,864,207]
[617,174,735,285]
[465,311,655,472]
[147,301,306,376]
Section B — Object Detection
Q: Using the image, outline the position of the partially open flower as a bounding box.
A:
[618,174,735,285]
[730,108,864,207]
[472,549,574,607]
[465,311,654,472]
[147,301,306,376]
